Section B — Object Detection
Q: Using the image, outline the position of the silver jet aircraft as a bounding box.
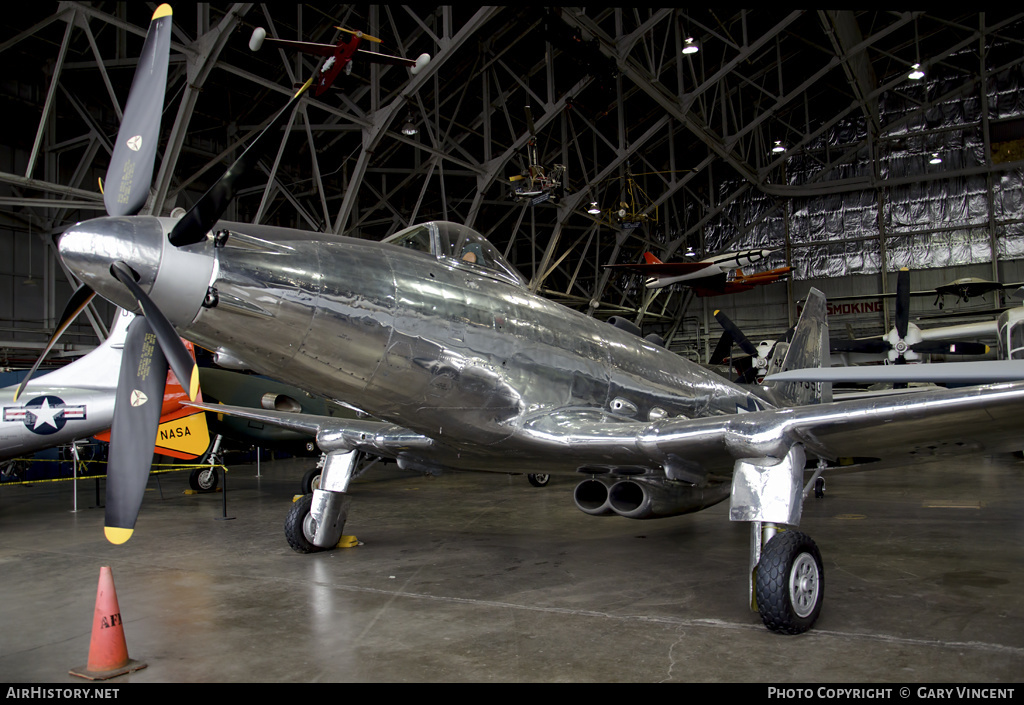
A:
[40,4,1024,634]
[1,311,130,463]
[2,310,207,467]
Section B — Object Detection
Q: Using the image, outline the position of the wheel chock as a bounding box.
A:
[337,535,360,548]
[69,567,147,680]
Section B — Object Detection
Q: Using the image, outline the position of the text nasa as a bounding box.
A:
[767,687,1015,699]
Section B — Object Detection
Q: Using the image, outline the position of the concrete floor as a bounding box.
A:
[1,453,1022,683]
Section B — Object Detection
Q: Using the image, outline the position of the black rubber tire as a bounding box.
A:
[756,531,824,634]
[284,493,325,554]
[189,466,219,492]
[300,468,322,495]
[527,473,551,487]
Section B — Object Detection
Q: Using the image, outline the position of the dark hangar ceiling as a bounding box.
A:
[2,4,1024,363]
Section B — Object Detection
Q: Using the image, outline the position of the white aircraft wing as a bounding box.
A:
[766,360,1024,385]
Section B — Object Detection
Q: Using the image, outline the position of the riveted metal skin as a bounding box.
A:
[161,221,773,478]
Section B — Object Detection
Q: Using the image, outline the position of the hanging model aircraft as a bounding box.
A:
[606,250,792,296]
[1,309,209,468]
[28,4,1024,635]
[507,106,566,204]
[248,24,430,97]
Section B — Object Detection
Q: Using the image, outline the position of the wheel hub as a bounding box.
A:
[302,513,318,543]
[789,552,820,618]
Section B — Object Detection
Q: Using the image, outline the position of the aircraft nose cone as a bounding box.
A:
[59,215,217,329]
[59,215,166,312]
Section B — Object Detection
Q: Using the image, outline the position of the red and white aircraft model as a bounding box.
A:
[249,26,430,96]
[607,250,791,297]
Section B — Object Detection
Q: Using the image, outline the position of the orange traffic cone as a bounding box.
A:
[69,566,147,680]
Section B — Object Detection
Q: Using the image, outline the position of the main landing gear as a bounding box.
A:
[733,445,827,634]
[285,450,357,553]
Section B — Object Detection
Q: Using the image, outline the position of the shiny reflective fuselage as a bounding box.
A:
[173,221,771,473]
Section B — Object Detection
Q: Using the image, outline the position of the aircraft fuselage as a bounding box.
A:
[59,218,772,473]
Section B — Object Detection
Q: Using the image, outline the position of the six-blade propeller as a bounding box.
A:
[21,3,313,543]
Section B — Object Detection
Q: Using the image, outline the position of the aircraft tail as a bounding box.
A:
[643,252,663,265]
[762,288,831,407]
[96,340,210,459]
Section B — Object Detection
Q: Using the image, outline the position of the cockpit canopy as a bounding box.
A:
[382,221,526,287]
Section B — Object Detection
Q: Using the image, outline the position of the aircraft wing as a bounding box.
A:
[604,261,713,277]
[262,38,336,57]
[186,401,431,458]
[766,360,1024,385]
[356,48,418,68]
[191,380,1024,479]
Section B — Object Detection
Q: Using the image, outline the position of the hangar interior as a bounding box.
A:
[3,5,1024,367]
[3,5,1024,683]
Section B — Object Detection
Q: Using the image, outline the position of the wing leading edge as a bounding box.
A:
[192,378,1024,480]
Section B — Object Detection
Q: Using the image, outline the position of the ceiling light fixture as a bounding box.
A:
[908,17,925,80]
[682,37,699,55]
[772,140,785,154]
[401,116,418,136]
[587,202,602,215]
[929,152,942,164]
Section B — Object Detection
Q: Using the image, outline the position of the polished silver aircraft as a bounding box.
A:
[38,4,1024,635]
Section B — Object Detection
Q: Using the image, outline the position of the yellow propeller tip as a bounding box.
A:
[189,367,200,402]
[714,310,720,315]
[152,4,172,20]
[104,527,134,545]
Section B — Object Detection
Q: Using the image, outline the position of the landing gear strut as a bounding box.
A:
[732,444,826,634]
[284,449,356,552]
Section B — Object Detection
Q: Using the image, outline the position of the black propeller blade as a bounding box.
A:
[709,331,734,366]
[13,284,96,401]
[168,76,314,247]
[713,309,758,357]
[102,4,173,218]
[907,340,990,356]
[895,268,911,340]
[103,316,168,544]
[712,309,768,383]
[830,338,891,355]
[109,261,199,401]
